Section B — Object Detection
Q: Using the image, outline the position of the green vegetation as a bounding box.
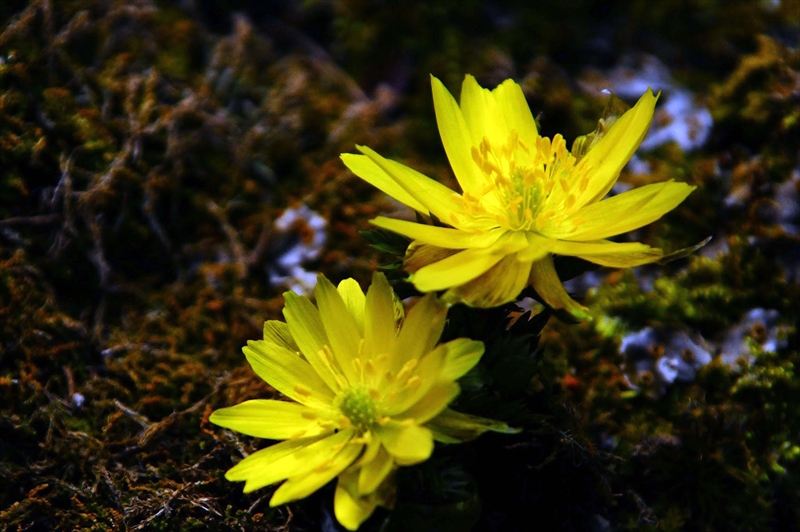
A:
[1,0,798,530]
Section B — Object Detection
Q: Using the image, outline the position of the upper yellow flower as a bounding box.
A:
[341,75,695,319]
[210,272,515,530]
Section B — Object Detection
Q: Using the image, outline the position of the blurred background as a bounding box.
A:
[1,1,799,530]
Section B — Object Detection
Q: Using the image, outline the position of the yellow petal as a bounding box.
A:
[550,239,664,267]
[375,419,434,466]
[263,320,299,352]
[411,231,529,292]
[412,248,504,291]
[431,75,486,196]
[383,344,447,417]
[395,381,460,424]
[438,338,485,381]
[355,431,383,468]
[371,216,505,249]
[460,74,508,147]
[340,153,429,214]
[428,408,520,444]
[356,145,467,224]
[209,400,327,439]
[363,272,397,363]
[334,480,378,531]
[404,243,459,274]
[492,78,538,142]
[554,181,695,241]
[577,89,658,207]
[270,438,363,506]
[315,275,362,384]
[226,430,342,491]
[337,278,366,336]
[283,291,342,392]
[516,231,555,262]
[335,468,394,531]
[388,293,447,376]
[440,252,532,308]
[357,445,394,495]
[226,434,325,487]
[334,488,374,531]
[243,340,336,408]
[528,255,591,321]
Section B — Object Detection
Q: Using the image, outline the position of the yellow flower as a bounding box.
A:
[210,272,515,530]
[341,75,695,319]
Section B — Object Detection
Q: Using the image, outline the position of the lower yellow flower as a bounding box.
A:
[210,272,516,530]
[341,75,696,319]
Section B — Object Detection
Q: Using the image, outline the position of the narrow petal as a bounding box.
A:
[411,248,504,291]
[383,341,448,417]
[335,468,395,531]
[411,231,529,292]
[389,293,447,375]
[226,431,342,491]
[441,252,532,308]
[263,320,298,352]
[226,434,327,486]
[460,74,509,147]
[528,255,591,321]
[355,431,383,469]
[356,145,467,225]
[553,181,695,241]
[431,75,486,195]
[337,278,366,336]
[363,272,398,364]
[515,231,554,262]
[283,291,342,393]
[371,216,505,250]
[395,381,460,424]
[270,438,363,506]
[404,243,459,274]
[550,239,664,267]
[576,90,658,207]
[340,153,429,214]
[428,408,520,444]
[492,78,538,142]
[243,340,335,408]
[209,400,328,440]
[438,338,485,381]
[375,419,434,466]
[335,479,379,531]
[315,275,362,384]
[358,445,394,495]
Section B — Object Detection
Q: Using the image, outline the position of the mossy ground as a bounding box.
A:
[1,1,799,530]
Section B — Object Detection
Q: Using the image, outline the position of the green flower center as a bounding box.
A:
[338,386,378,433]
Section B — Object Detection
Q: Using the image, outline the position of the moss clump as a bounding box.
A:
[592,238,793,335]
[2,0,799,530]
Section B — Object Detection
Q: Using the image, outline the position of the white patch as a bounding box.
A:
[583,55,713,153]
[269,204,328,295]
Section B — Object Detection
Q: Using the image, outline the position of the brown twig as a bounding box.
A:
[0,214,61,228]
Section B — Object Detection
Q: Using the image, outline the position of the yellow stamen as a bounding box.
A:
[294,384,313,397]
[405,375,421,389]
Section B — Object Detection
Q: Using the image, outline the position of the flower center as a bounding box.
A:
[337,386,378,433]
[466,130,589,232]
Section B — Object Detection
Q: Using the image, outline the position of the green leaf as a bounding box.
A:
[360,229,412,256]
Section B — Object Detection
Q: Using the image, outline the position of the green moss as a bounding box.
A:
[2,0,799,530]
[590,238,793,336]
